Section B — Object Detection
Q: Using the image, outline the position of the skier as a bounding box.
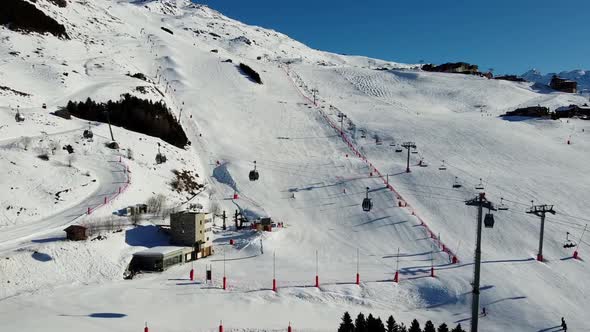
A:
[561,317,567,331]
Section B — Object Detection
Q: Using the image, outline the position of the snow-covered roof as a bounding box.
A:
[133,246,190,258]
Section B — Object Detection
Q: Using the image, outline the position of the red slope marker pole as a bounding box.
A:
[356,248,360,285]
[273,251,277,292]
[394,248,400,283]
[315,250,319,288]
[574,224,587,260]
[223,249,227,290]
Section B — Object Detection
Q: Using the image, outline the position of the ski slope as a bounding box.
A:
[1,1,589,331]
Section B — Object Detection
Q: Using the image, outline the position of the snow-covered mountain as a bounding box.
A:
[1,1,589,331]
[522,68,590,92]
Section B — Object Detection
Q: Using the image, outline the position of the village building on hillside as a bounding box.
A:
[554,104,590,119]
[504,106,550,118]
[494,75,527,83]
[170,211,213,258]
[550,75,577,93]
[422,62,479,75]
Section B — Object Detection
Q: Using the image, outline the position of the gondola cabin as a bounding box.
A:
[249,161,259,181]
[484,213,495,228]
[362,187,373,212]
[362,198,373,212]
[249,169,259,181]
[83,129,93,139]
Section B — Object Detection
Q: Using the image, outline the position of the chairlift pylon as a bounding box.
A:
[452,177,462,188]
[249,160,259,181]
[362,187,373,212]
[438,160,447,170]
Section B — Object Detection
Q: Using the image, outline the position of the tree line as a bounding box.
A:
[61,94,188,148]
[338,312,466,332]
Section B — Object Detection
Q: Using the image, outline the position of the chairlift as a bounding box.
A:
[418,157,428,167]
[498,198,509,211]
[411,147,418,154]
[360,130,367,139]
[249,160,259,181]
[563,232,577,249]
[452,177,462,188]
[484,209,495,228]
[395,145,403,153]
[390,141,396,146]
[475,178,485,191]
[438,160,447,171]
[362,187,373,212]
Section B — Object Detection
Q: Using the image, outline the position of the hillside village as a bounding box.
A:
[1,0,590,331]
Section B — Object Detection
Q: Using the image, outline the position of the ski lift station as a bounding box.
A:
[129,246,195,272]
[129,211,213,272]
[169,211,213,258]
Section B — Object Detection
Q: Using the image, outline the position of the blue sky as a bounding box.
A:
[197,0,589,75]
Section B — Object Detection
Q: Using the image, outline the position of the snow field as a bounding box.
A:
[0,1,589,331]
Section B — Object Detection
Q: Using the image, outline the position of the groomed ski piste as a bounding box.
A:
[1,1,589,331]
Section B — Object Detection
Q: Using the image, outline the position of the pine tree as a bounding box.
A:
[451,324,465,332]
[386,315,398,332]
[408,319,422,332]
[375,317,386,332]
[367,314,377,332]
[398,323,408,332]
[366,314,385,332]
[338,312,355,332]
[437,323,449,332]
[355,313,368,332]
[423,320,435,332]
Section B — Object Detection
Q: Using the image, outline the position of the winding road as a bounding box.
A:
[0,152,127,255]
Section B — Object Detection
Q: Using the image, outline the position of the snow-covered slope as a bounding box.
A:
[1,1,589,331]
